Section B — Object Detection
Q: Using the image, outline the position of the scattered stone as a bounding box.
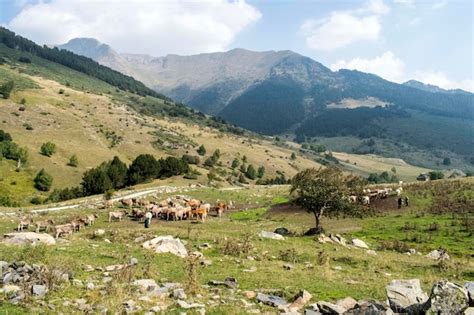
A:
[366,250,377,256]
[0,261,8,273]
[102,277,112,284]
[283,263,294,270]
[177,300,205,309]
[198,243,212,249]
[134,236,145,243]
[94,229,105,236]
[105,264,125,272]
[256,293,288,307]
[200,259,212,266]
[149,306,162,313]
[143,236,188,257]
[426,249,450,260]
[32,284,48,298]
[318,234,333,244]
[317,301,346,314]
[243,266,257,273]
[351,238,369,249]
[86,282,95,290]
[386,279,428,313]
[288,290,312,311]
[208,277,238,289]
[274,227,290,236]
[336,297,357,311]
[258,231,285,240]
[244,291,257,299]
[330,234,347,246]
[72,279,83,287]
[465,282,474,306]
[464,307,474,315]
[173,288,187,300]
[130,257,138,265]
[1,284,21,294]
[333,266,343,271]
[133,279,158,292]
[345,300,387,314]
[3,232,56,245]
[424,280,469,314]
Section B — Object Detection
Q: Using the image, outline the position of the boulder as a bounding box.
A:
[1,285,21,294]
[244,291,257,299]
[274,227,291,236]
[426,249,450,260]
[330,234,347,246]
[317,301,346,314]
[366,250,377,256]
[317,234,333,244]
[351,238,369,249]
[258,231,285,240]
[32,284,48,298]
[424,280,469,314]
[288,290,312,311]
[177,300,205,309]
[143,236,188,258]
[3,232,56,246]
[94,229,105,236]
[465,281,474,306]
[335,297,357,311]
[256,293,288,307]
[173,288,187,300]
[386,279,428,313]
[133,279,158,292]
[208,277,238,289]
[344,300,387,315]
[464,307,474,315]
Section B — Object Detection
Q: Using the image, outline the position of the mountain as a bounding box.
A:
[57,37,474,170]
[403,80,471,95]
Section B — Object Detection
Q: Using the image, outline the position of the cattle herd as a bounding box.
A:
[348,184,403,206]
[15,195,230,239]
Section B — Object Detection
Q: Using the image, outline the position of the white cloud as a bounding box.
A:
[431,1,448,10]
[330,51,405,82]
[300,0,389,51]
[7,0,261,56]
[412,71,474,92]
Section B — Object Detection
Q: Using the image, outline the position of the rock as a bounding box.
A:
[274,227,290,236]
[333,266,343,271]
[464,307,474,315]
[317,301,346,314]
[335,297,357,311]
[208,277,238,289]
[143,236,188,257]
[1,284,21,294]
[366,250,377,256]
[256,293,288,307]
[0,261,8,272]
[258,231,285,240]
[32,284,48,298]
[344,300,387,315]
[466,282,474,306]
[86,282,95,290]
[283,263,294,270]
[102,277,112,283]
[130,257,138,265]
[424,280,469,314]
[243,266,257,273]
[134,236,145,243]
[105,264,125,271]
[244,291,257,299]
[3,232,56,245]
[83,264,94,272]
[426,249,450,260]
[173,288,187,300]
[149,306,162,313]
[304,309,322,315]
[72,279,83,287]
[177,300,205,309]
[288,290,312,311]
[94,229,105,236]
[200,259,212,266]
[198,243,212,249]
[386,279,428,313]
[317,234,333,244]
[133,279,158,292]
[351,238,369,249]
[330,234,347,246]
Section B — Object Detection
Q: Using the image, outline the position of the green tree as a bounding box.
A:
[290,167,367,233]
[160,156,189,178]
[34,168,53,191]
[442,157,451,166]
[68,154,79,167]
[82,166,112,195]
[231,158,240,169]
[242,155,248,163]
[40,142,56,157]
[0,80,14,99]
[107,156,128,189]
[0,130,12,142]
[291,152,297,160]
[245,164,257,180]
[127,154,161,185]
[238,173,248,184]
[240,163,247,173]
[429,171,444,180]
[203,149,220,168]
[257,166,265,178]
[197,145,206,156]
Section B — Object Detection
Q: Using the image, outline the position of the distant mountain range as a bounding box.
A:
[58,38,474,169]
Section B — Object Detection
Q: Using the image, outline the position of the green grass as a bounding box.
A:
[229,207,267,221]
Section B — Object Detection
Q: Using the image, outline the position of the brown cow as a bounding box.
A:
[71,218,86,232]
[109,211,126,222]
[17,217,32,231]
[104,199,114,209]
[54,223,74,238]
[35,219,55,233]
[121,198,133,208]
[215,202,227,217]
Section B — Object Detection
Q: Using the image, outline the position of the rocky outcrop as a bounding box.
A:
[424,280,469,314]
[3,232,56,245]
[142,236,188,257]
[386,279,428,313]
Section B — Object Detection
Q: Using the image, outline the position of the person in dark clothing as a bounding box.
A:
[405,196,409,207]
[397,197,402,209]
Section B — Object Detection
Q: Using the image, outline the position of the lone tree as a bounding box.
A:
[40,142,56,157]
[290,167,367,234]
[34,168,53,191]
[197,145,206,156]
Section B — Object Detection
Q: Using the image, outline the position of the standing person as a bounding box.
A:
[405,196,409,207]
[144,211,152,228]
[397,197,402,209]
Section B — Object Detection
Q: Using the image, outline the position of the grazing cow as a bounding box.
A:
[84,214,98,226]
[17,217,32,231]
[121,198,133,208]
[362,196,370,205]
[215,202,227,217]
[35,219,55,233]
[109,211,126,222]
[166,207,178,221]
[132,209,145,221]
[187,199,202,210]
[138,199,150,207]
[104,199,114,209]
[195,207,208,222]
[71,218,86,232]
[151,206,166,218]
[54,223,74,239]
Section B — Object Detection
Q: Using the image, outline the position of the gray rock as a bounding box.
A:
[200,259,213,266]
[335,297,357,311]
[32,284,48,298]
[143,236,188,257]
[283,263,294,270]
[86,282,95,290]
[256,293,288,307]
[130,257,138,265]
[3,272,14,284]
[343,300,387,315]
[426,249,450,260]
[0,261,8,273]
[288,290,312,311]
[424,280,469,314]
[133,279,158,291]
[3,232,56,245]
[173,288,187,300]
[351,238,369,249]
[464,307,474,315]
[177,300,205,309]
[258,231,285,240]
[386,279,428,313]
[1,284,21,294]
[317,301,346,314]
[466,282,474,306]
[208,277,238,289]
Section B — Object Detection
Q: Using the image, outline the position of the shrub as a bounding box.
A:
[182,154,200,165]
[34,168,53,191]
[68,154,79,167]
[257,166,265,178]
[40,142,56,157]
[245,164,257,180]
[30,196,44,205]
[231,158,240,169]
[0,80,14,99]
[18,56,31,63]
[197,144,206,156]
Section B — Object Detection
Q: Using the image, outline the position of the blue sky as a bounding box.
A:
[0,0,472,91]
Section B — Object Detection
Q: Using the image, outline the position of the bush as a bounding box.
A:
[231,158,240,169]
[429,171,444,180]
[0,129,12,142]
[197,144,206,156]
[68,154,79,167]
[0,80,14,99]
[30,196,44,205]
[203,150,220,168]
[257,166,265,178]
[34,169,53,191]
[245,164,257,180]
[40,142,56,157]
[182,154,200,165]
[18,56,31,63]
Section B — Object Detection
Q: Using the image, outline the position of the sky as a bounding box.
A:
[0,0,473,91]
